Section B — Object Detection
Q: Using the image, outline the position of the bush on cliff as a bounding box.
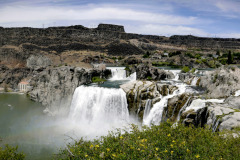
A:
[181,66,190,73]
[56,122,240,160]
[92,76,106,83]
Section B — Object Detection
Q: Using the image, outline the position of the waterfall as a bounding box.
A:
[176,96,192,121]
[69,86,129,125]
[143,84,187,126]
[191,77,199,86]
[108,67,127,80]
[169,70,181,80]
[143,99,152,120]
[107,67,136,81]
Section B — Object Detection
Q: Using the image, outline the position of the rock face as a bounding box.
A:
[97,24,125,32]
[1,24,240,71]
[162,94,192,122]
[120,80,177,120]
[27,55,52,69]
[29,66,111,116]
[131,64,175,80]
[199,66,240,98]
[0,65,32,89]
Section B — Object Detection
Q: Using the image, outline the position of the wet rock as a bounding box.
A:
[162,94,192,122]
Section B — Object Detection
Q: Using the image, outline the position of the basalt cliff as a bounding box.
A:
[0,23,240,70]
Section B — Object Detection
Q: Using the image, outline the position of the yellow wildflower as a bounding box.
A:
[95,144,99,148]
[106,148,110,152]
[138,136,140,139]
[164,149,168,153]
[120,136,123,139]
[155,147,159,151]
[172,140,176,143]
[195,154,200,158]
[85,154,88,158]
[167,134,171,137]
[170,144,174,148]
[112,154,116,157]
[90,144,94,149]
[187,148,190,153]
[171,151,174,155]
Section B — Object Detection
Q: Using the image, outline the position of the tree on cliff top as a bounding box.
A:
[227,50,233,64]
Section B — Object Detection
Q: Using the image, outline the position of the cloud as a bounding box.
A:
[0,5,200,26]
[127,24,208,37]
[215,0,240,13]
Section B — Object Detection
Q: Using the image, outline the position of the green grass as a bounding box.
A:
[92,76,106,83]
[56,122,240,160]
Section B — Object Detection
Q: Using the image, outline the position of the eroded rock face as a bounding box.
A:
[120,80,177,120]
[0,65,32,89]
[162,94,192,122]
[133,64,175,80]
[27,55,52,69]
[29,66,110,116]
[199,66,240,98]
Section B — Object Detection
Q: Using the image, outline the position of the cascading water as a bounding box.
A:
[107,67,136,81]
[143,83,188,126]
[168,69,181,81]
[108,67,127,80]
[191,77,199,86]
[143,99,152,120]
[69,86,129,126]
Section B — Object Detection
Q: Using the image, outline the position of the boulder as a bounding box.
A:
[135,64,174,80]
[199,66,240,98]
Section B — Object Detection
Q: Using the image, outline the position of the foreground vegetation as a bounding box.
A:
[56,122,240,160]
[0,145,25,160]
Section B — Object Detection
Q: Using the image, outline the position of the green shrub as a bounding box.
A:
[143,51,150,58]
[195,59,201,64]
[201,59,207,63]
[0,145,25,160]
[185,52,194,58]
[57,122,240,160]
[181,66,190,73]
[191,68,196,73]
[207,60,216,68]
[91,77,106,83]
[220,58,227,65]
[147,76,152,80]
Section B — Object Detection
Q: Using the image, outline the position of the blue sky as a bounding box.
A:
[0,0,240,38]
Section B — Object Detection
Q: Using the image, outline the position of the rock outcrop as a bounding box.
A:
[199,66,240,98]
[129,64,175,80]
[27,55,52,69]
[120,80,177,119]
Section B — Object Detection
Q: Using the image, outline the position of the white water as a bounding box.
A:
[234,90,240,96]
[69,86,129,127]
[191,77,199,86]
[107,67,136,81]
[168,69,181,81]
[143,99,152,120]
[143,83,188,126]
